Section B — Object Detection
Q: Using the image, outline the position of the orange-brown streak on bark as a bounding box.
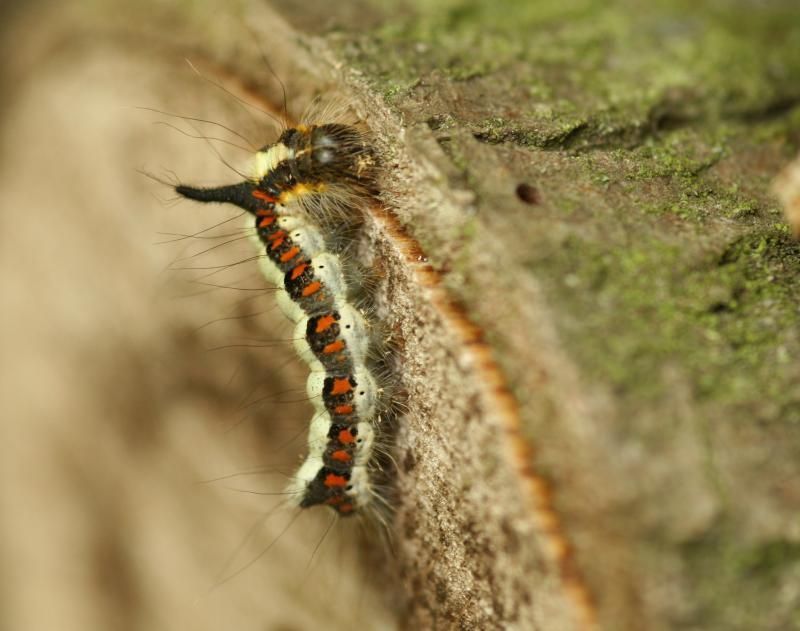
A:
[368,204,598,631]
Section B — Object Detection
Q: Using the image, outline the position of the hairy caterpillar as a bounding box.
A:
[175,110,389,517]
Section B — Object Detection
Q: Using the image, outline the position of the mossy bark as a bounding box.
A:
[268,2,800,629]
[3,1,799,630]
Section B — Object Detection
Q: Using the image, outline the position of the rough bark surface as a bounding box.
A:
[2,1,799,630]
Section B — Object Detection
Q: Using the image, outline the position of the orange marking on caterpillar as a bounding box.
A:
[334,405,354,416]
[338,429,355,444]
[258,215,276,228]
[324,473,347,488]
[323,340,346,355]
[268,230,287,250]
[294,182,326,196]
[315,314,337,333]
[280,246,301,263]
[331,450,352,463]
[252,189,277,202]
[330,378,353,396]
[290,262,308,280]
[301,281,322,297]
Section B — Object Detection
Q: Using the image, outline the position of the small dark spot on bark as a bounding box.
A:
[515,183,540,205]
[708,301,734,314]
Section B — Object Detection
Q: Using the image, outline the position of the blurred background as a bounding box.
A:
[0,2,399,630]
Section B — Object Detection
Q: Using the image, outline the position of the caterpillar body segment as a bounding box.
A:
[287,455,373,516]
[306,366,379,425]
[281,252,347,316]
[293,303,370,372]
[306,413,376,471]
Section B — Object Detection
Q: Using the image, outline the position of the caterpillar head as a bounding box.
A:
[278,124,377,189]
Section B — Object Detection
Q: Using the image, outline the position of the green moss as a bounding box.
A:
[428,85,800,424]
[628,128,730,180]
[681,527,800,629]
[345,0,800,150]
[472,115,590,149]
[525,225,800,418]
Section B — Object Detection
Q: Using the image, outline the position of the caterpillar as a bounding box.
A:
[174,112,387,517]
